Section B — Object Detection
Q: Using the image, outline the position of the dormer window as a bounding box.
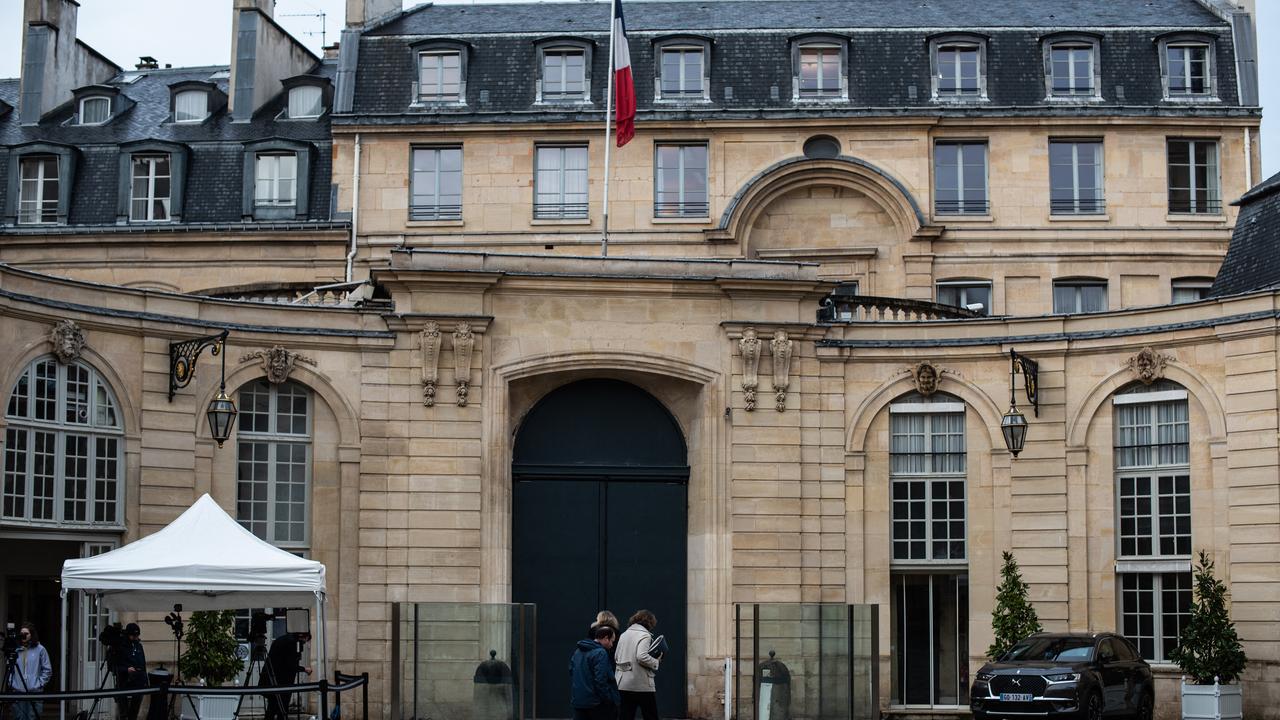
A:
[930,35,987,100]
[1157,33,1217,101]
[175,90,209,123]
[241,139,314,221]
[1042,35,1101,99]
[654,36,711,102]
[790,36,847,101]
[418,50,462,102]
[288,86,323,119]
[78,96,111,125]
[535,39,593,104]
[6,143,76,226]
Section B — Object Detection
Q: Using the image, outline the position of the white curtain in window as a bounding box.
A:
[289,86,323,118]
[255,154,298,206]
[80,97,110,124]
[174,91,208,122]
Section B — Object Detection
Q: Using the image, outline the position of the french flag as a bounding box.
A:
[611,0,635,147]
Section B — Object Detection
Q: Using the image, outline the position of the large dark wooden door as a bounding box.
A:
[512,380,688,719]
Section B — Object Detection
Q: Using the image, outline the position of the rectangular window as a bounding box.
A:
[80,97,110,125]
[18,156,59,225]
[891,572,968,705]
[890,406,966,563]
[254,153,297,207]
[288,86,323,119]
[543,50,586,100]
[936,282,991,315]
[1167,140,1220,214]
[798,46,842,98]
[1050,44,1095,96]
[130,154,172,222]
[174,90,208,123]
[1052,280,1107,313]
[534,145,589,219]
[418,51,461,101]
[1049,140,1104,214]
[937,45,981,97]
[410,147,463,221]
[1120,571,1191,661]
[660,48,704,98]
[934,142,988,215]
[654,143,708,218]
[1171,279,1211,304]
[236,381,311,548]
[1167,44,1210,96]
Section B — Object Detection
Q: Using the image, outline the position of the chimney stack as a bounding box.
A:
[228,0,318,121]
[136,56,159,70]
[345,0,400,27]
[19,0,120,124]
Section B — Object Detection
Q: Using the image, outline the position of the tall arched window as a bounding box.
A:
[3,357,124,525]
[235,380,311,548]
[1114,380,1192,661]
[889,391,968,707]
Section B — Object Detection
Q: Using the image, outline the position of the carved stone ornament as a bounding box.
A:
[770,330,793,412]
[240,346,315,385]
[50,319,86,365]
[420,322,442,407]
[911,361,941,396]
[739,327,762,411]
[452,322,476,407]
[1127,346,1173,385]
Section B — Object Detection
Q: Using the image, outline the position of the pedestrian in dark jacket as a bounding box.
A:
[113,623,148,720]
[569,626,619,720]
[259,632,312,720]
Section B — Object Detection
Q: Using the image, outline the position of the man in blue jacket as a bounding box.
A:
[569,625,620,720]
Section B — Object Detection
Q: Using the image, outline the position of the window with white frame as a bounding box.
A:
[541,48,587,101]
[130,154,172,222]
[236,380,311,548]
[410,146,463,221]
[1052,278,1107,313]
[657,45,706,100]
[3,357,124,527]
[1114,381,1193,661]
[174,90,209,123]
[18,155,60,225]
[288,86,324,119]
[936,281,991,315]
[1163,42,1212,98]
[795,44,843,99]
[1049,140,1105,214]
[890,394,966,563]
[933,141,988,215]
[417,51,462,102]
[654,143,708,218]
[79,96,111,125]
[933,41,984,99]
[1167,139,1220,214]
[1047,42,1097,97]
[1171,278,1213,304]
[534,145,589,219]
[254,153,298,208]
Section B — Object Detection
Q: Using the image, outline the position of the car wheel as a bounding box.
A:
[1082,692,1103,720]
[1137,693,1153,720]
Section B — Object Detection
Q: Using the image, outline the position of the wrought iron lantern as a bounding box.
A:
[168,329,238,447]
[1002,349,1039,458]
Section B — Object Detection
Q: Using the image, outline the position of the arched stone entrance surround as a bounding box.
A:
[483,351,730,716]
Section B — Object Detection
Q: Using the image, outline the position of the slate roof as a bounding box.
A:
[1210,172,1280,297]
[346,0,1246,123]
[0,61,340,227]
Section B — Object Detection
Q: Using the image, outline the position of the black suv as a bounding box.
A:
[970,633,1153,720]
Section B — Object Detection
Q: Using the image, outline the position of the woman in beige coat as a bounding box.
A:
[614,610,660,720]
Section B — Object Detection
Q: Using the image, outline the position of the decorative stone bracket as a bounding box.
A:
[735,327,796,412]
[452,322,476,407]
[50,319,86,364]
[770,330,792,412]
[240,345,316,385]
[739,328,762,411]
[420,322,442,406]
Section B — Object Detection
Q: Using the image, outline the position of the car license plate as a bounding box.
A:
[1000,693,1034,702]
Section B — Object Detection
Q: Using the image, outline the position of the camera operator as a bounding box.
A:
[258,632,312,720]
[111,624,147,720]
[5,623,52,720]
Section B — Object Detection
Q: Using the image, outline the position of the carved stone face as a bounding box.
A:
[913,362,939,396]
[51,320,86,365]
[265,346,293,385]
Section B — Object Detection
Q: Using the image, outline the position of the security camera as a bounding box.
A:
[964,302,985,312]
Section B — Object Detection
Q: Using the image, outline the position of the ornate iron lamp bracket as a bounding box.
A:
[1010,349,1040,417]
[169,330,230,401]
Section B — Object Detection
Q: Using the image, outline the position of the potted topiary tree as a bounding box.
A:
[989,550,1043,660]
[178,610,245,720]
[1168,550,1247,720]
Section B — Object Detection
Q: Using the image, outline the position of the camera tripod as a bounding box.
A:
[2,645,32,720]
[72,659,113,720]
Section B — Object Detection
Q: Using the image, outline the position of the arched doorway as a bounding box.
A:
[512,379,688,718]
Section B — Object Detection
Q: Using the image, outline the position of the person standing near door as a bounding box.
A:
[113,623,148,720]
[5,623,53,720]
[259,631,312,720]
[614,611,660,720]
[569,625,619,720]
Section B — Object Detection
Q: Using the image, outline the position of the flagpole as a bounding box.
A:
[601,0,617,257]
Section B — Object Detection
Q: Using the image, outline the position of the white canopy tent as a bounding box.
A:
[59,494,328,718]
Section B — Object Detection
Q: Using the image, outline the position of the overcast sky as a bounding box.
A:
[0,0,1276,180]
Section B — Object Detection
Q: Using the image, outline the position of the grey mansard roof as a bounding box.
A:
[343,0,1247,124]
[0,61,338,227]
[1211,172,1280,298]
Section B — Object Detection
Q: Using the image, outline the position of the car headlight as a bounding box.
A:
[1045,672,1080,683]
[975,672,996,682]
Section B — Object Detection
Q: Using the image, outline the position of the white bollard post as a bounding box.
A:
[724,656,733,720]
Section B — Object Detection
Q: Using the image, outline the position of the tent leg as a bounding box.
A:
[317,593,328,679]
[60,590,68,720]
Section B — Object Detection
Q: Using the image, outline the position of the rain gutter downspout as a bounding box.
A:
[346,133,361,283]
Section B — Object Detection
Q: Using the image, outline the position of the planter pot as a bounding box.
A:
[181,693,241,720]
[1180,679,1243,720]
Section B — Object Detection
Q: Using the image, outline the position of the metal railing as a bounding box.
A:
[533,202,589,220]
[1050,197,1106,214]
[654,201,710,218]
[409,204,462,221]
[819,293,985,322]
[934,199,990,215]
